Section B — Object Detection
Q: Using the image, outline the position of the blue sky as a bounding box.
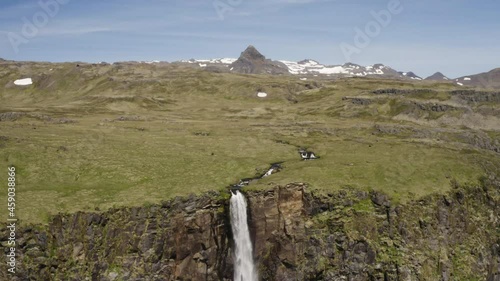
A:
[0,0,499,77]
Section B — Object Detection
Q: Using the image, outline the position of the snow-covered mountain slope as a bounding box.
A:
[176,46,420,79]
[181,58,237,67]
[277,60,413,78]
[179,57,413,78]
[451,68,500,88]
[398,71,423,80]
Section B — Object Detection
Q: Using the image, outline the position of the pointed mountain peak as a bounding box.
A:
[425,72,449,81]
[343,62,362,68]
[298,59,319,64]
[230,45,288,75]
[240,45,266,61]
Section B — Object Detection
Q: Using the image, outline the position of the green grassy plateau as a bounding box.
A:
[0,61,499,223]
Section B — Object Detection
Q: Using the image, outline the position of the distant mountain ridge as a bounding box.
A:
[177,45,499,88]
[453,68,500,89]
[425,72,450,81]
[179,45,425,80]
[398,71,423,80]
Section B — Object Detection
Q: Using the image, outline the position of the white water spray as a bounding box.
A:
[230,190,258,281]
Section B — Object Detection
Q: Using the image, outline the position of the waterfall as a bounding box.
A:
[230,190,258,281]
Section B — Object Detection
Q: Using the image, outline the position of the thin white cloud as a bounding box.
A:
[38,27,113,36]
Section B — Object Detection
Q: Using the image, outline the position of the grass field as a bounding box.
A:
[1,61,499,223]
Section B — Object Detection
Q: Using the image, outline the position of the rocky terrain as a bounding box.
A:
[1,178,499,280]
[179,46,414,80]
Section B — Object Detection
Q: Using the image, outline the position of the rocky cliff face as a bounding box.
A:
[248,181,500,280]
[1,178,499,281]
[1,192,234,281]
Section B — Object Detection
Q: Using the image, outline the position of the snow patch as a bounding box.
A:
[279,60,352,75]
[14,78,33,86]
[312,66,349,75]
[464,77,471,81]
[457,82,464,86]
[220,58,237,64]
[199,63,207,67]
[183,58,237,65]
[300,78,307,81]
[257,92,268,98]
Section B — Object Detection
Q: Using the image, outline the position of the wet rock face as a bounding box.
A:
[1,180,499,280]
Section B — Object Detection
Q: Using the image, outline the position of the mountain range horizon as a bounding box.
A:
[2,44,499,85]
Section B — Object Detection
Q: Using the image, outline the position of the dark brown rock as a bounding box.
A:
[0,180,498,280]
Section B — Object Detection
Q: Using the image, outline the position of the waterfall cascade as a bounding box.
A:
[230,190,258,281]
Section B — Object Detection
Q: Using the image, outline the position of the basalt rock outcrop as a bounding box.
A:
[371,88,437,95]
[1,178,499,280]
[246,180,500,280]
[450,90,500,104]
[1,192,234,281]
